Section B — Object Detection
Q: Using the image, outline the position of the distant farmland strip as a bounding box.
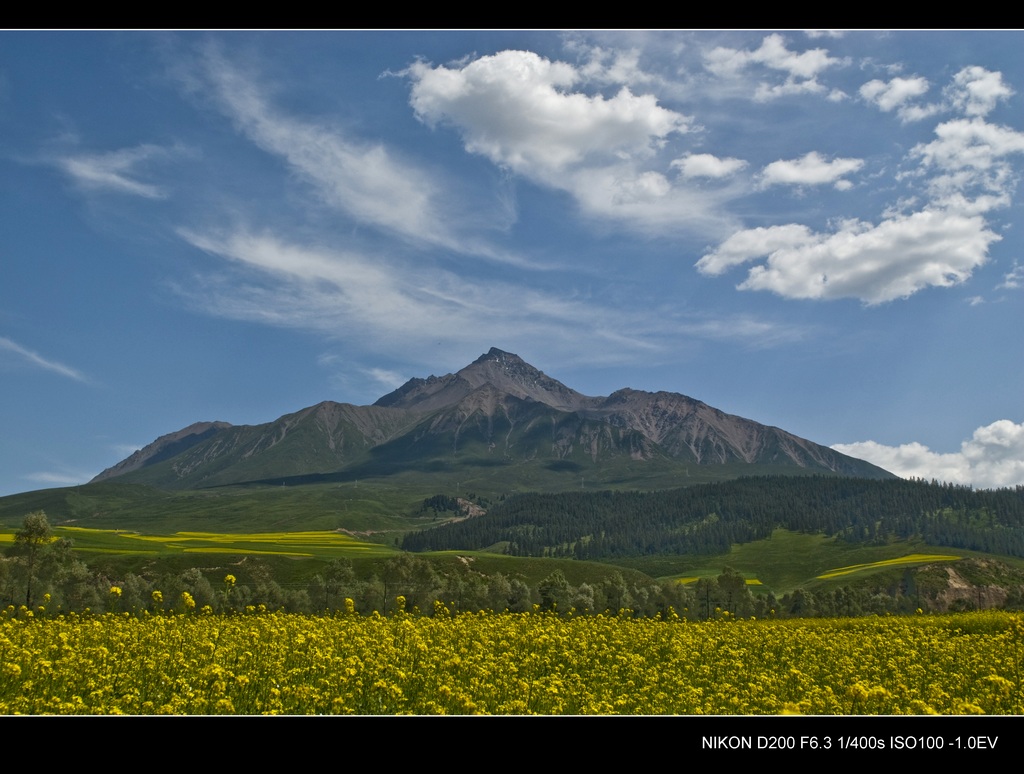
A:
[817,554,959,580]
[36,527,396,559]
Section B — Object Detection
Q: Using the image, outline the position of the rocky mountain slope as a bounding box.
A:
[91,348,892,489]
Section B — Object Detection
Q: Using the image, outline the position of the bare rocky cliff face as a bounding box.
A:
[92,347,892,488]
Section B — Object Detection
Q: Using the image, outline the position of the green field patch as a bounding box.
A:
[817,553,960,580]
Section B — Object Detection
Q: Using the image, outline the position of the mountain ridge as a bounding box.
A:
[91,347,893,488]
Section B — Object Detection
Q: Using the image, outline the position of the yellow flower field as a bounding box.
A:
[1,607,1021,715]
[817,554,961,580]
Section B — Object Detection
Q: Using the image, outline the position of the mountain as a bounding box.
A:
[90,347,893,490]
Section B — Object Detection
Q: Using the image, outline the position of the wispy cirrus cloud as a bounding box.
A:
[190,46,531,268]
[0,336,87,382]
[54,143,177,198]
[997,261,1024,290]
[177,227,809,368]
[24,470,93,487]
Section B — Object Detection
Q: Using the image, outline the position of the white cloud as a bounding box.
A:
[365,368,407,391]
[761,151,863,189]
[672,153,747,179]
[860,76,929,111]
[861,67,1011,126]
[703,66,1024,305]
[909,117,1024,210]
[56,144,171,198]
[696,209,998,304]
[408,50,689,177]
[704,33,846,102]
[754,79,827,101]
[833,419,1024,489]
[998,261,1024,289]
[859,75,937,122]
[179,228,653,360]
[194,47,524,263]
[24,471,93,487]
[0,336,87,381]
[705,34,840,80]
[406,49,740,237]
[573,44,655,89]
[946,66,1014,117]
[178,227,804,368]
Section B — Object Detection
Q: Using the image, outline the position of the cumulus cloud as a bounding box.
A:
[946,66,1014,117]
[760,151,863,189]
[695,209,998,304]
[408,50,689,177]
[859,75,937,122]
[705,33,839,80]
[862,67,1011,126]
[0,336,87,381]
[702,64,1024,305]
[909,117,1024,210]
[572,44,656,90]
[406,49,739,236]
[704,33,845,101]
[672,153,747,179]
[56,144,172,198]
[833,420,1024,489]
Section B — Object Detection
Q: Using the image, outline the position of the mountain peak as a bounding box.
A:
[373,349,587,413]
[471,347,523,365]
[458,349,587,411]
[92,349,894,488]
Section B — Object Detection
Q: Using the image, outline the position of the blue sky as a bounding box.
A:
[2,30,1022,495]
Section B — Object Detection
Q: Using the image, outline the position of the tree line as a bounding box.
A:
[402,476,1024,559]
[7,510,1024,619]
